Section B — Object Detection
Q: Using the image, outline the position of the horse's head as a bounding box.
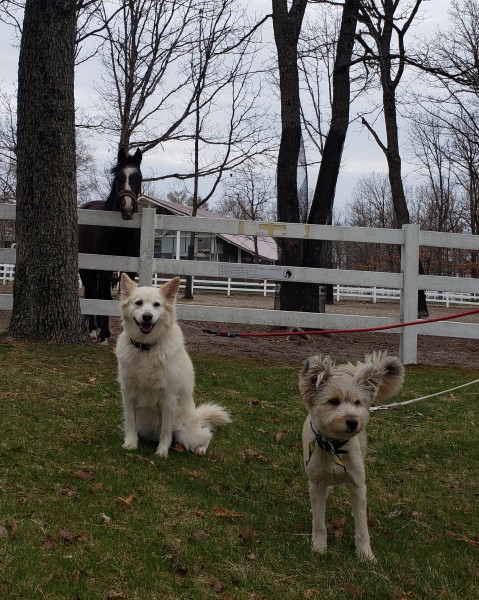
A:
[113,147,143,220]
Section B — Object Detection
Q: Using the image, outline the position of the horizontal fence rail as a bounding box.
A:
[1,205,478,364]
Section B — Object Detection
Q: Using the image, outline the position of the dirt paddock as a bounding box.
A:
[1,287,477,368]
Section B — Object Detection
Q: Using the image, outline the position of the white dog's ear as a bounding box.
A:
[299,355,334,407]
[354,363,383,395]
[120,273,137,300]
[162,277,180,303]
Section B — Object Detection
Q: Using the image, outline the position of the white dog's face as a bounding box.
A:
[120,274,180,340]
[308,372,372,440]
[300,356,383,441]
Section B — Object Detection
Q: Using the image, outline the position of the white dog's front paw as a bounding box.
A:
[312,538,327,553]
[123,437,138,450]
[155,445,169,457]
[356,546,376,562]
[194,445,208,456]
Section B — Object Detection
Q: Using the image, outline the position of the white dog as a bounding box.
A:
[299,351,404,560]
[116,274,231,457]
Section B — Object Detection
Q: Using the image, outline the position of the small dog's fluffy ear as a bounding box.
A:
[353,363,383,398]
[120,273,137,300]
[299,355,334,408]
[364,351,405,402]
[162,277,180,303]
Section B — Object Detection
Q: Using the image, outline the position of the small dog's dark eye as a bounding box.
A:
[329,399,340,406]
[134,299,143,306]
[354,400,361,406]
[153,302,161,308]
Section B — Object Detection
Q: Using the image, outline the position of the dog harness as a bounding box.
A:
[306,420,349,472]
[130,338,155,351]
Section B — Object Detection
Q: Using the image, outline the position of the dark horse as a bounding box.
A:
[79,147,143,344]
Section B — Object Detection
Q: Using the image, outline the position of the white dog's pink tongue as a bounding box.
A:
[139,322,154,334]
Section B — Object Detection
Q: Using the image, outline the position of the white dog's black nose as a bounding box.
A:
[346,418,358,431]
[142,312,153,322]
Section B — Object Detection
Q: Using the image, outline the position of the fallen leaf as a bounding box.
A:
[246,550,256,561]
[101,514,111,525]
[250,398,261,406]
[189,530,210,542]
[57,484,76,496]
[243,449,268,464]
[58,529,75,543]
[117,494,134,507]
[176,564,189,576]
[0,525,8,538]
[331,517,347,543]
[303,589,319,599]
[106,592,125,599]
[41,536,54,550]
[340,582,361,598]
[213,581,225,593]
[213,506,244,519]
[275,431,284,443]
[73,469,94,480]
[88,376,97,383]
[446,530,479,548]
[188,470,202,479]
[239,527,255,545]
[90,482,104,493]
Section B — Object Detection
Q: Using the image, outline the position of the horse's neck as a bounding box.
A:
[104,187,118,211]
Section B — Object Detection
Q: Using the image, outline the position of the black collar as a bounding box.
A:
[130,338,155,351]
[306,420,349,471]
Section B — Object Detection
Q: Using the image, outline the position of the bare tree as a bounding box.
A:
[95,0,196,151]
[356,0,429,316]
[344,172,400,272]
[217,163,275,262]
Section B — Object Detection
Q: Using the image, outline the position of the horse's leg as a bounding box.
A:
[97,270,113,344]
[79,269,99,338]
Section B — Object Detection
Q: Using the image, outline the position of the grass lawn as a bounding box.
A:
[1,336,478,599]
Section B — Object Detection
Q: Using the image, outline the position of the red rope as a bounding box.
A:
[203,307,479,338]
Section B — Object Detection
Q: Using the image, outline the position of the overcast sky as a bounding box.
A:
[0,0,454,212]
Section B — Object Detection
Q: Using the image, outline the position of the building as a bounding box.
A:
[143,197,278,264]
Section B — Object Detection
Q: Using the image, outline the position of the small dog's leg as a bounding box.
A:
[309,480,329,553]
[155,400,176,457]
[346,480,376,561]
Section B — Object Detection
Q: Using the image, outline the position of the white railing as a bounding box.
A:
[1,204,479,364]
[2,264,479,306]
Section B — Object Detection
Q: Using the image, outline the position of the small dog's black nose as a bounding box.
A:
[142,312,153,322]
[346,418,358,431]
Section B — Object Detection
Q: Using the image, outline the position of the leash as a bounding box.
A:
[370,377,479,412]
[202,308,479,338]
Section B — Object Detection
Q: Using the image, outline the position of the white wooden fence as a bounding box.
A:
[1,204,478,364]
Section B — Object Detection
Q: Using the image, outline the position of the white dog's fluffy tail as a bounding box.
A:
[174,403,231,456]
[195,402,232,427]
[364,351,405,403]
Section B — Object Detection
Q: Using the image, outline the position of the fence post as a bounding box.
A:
[400,224,419,365]
[138,207,156,286]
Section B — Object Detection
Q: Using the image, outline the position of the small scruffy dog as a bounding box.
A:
[299,351,404,560]
[116,274,231,457]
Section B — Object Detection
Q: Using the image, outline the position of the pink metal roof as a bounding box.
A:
[146,197,278,262]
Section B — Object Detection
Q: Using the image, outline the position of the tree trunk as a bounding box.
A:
[272,0,307,311]
[381,56,429,317]
[10,0,85,342]
[301,0,359,312]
